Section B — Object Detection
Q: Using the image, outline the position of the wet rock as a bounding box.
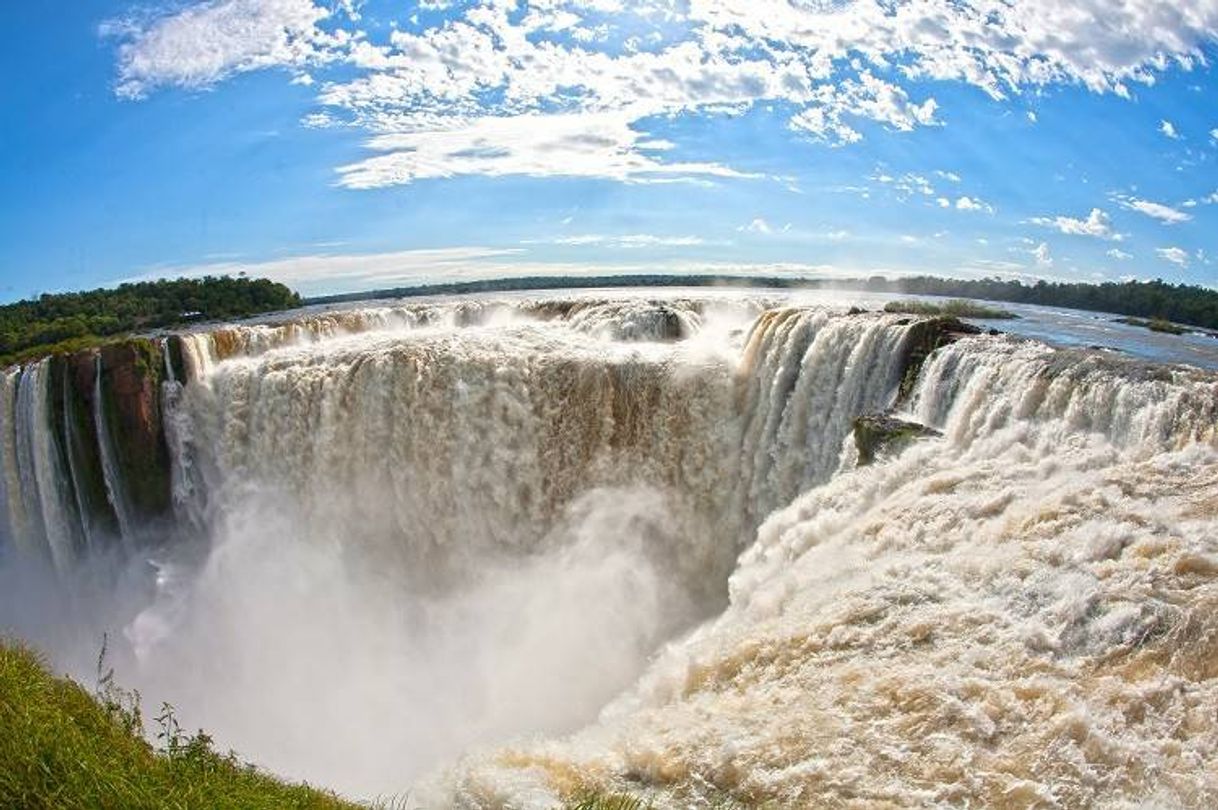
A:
[96,339,172,523]
[853,412,941,466]
[894,316,986,406]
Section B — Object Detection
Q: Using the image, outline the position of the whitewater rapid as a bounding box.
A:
[2,293,1217,807]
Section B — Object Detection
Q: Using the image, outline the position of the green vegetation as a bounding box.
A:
[0,276,300,367]
[566,793,653,810]
[0,641,356,810]
[883,298,1017,319]
[872,276,1218,329]
[1114,316,1190,335]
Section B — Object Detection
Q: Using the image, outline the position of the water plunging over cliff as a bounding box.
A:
[2,293,1217,806]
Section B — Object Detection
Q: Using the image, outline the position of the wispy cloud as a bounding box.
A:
[1115,195,1192,224]
[1157,246,1190,267]
[529,233,710,248]
[129,246,529,294]
[1029,208,1124,240]
[1032,242,1053,268]
[336,112,754,187]
[740,218,773,235]
[103,0,351,99]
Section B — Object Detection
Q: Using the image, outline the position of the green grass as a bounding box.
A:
[0,640,359,810]
[883,298,1017,319]
[566,793,653,810]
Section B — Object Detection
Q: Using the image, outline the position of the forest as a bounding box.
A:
[867,276,1218,330]
[0,276,301,367]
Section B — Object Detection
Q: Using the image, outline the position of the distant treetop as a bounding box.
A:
[1,276,301,367]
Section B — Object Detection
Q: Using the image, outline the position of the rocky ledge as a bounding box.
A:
[853,412,942,466]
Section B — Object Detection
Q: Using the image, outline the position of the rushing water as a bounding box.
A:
[1,291,1217,807]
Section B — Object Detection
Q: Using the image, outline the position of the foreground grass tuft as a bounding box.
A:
[0,641,357,809]
[884,299,1017,319]
[566,791,653,810]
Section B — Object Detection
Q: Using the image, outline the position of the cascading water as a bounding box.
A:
[1,293,1216,807]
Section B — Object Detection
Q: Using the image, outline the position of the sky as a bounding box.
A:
[1,0,1217,301]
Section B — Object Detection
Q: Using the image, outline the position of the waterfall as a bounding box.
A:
[912,335,1218,452]
[3,295,1217,806]
[443,318,1218,809]
[8,362,79,570]
[171,319,745,595]
[0,368,42,557]
[735,308,921,525]
[93,354,135,552]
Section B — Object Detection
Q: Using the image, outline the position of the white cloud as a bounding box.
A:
[740,218,773,235]
[1107,248,1133,260]
[336,112,754,187]
[955,196,994,214]
[131,246,527,293]
[1032,242,1053,268]
[105,0,351,99]
[1211,128,1218,140]
[872,171,936,197]
[1156,246,1190,266]
[1029,208,1123,240]
[541,234,707,248]
[1160,119,1181,139]
[1116,196,1193,224]
[108,0,1218,186]
[935,170,962,183]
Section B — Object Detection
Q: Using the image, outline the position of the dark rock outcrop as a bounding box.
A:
[58,353,120,541]
[853,412,941,466]
[893,316,985,406]
[96,339,172,524]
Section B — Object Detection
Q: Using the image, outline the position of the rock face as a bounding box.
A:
[96,339,172,525]
[58,352,120,540]
[853,412,941,466]
[892,316,983,405]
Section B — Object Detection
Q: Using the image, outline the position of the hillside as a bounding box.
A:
[0,642,356,809]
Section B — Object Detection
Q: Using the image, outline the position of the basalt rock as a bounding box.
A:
[893,316,985,406]
[853,412,941,466]
[59,353,120,541]
[96,339,172,524]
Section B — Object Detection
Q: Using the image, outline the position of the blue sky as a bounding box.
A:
[2,0,1217,301]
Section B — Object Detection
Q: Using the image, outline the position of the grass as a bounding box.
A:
[566,793,652,810]
[0,640,358,810]
[883,298,1018,319]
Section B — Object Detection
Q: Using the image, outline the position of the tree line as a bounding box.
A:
[861,276,1218,330]
[1,276,301,367]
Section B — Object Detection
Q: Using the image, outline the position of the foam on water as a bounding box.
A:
[2,294,1217,806]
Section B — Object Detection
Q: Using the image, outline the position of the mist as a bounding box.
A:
[0,479,716,800]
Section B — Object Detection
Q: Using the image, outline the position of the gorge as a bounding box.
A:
[2,292,1217,808]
